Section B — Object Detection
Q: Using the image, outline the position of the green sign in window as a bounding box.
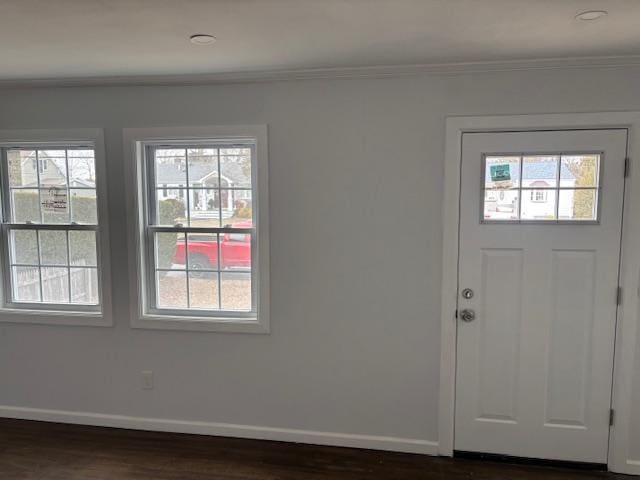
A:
[490,164,511,182]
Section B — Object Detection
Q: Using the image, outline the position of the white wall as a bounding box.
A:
[0,66,640,456]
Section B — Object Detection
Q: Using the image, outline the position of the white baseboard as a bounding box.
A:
[620,460,640,476]
[0,405,438,455]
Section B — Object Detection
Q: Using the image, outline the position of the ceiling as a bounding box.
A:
[1,0,640,82]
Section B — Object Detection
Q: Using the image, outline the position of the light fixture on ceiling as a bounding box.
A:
[189,34,217,46]
[575,10,608,21]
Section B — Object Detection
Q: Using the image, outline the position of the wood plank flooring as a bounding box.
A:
[0,418,628,479]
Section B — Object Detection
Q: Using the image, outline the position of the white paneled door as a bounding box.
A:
[455,129,627,463]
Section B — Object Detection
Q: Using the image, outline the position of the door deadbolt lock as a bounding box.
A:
[461,288,474,299]
[460,309,476,322]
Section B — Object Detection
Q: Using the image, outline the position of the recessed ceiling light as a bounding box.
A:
[575,10,608,21]
[189,34,216,46]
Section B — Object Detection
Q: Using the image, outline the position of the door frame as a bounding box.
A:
[439,112,640,475]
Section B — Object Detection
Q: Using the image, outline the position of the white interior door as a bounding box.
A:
[454,129,627,463]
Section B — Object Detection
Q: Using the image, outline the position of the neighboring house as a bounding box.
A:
[155,157,251,219]
[16,151,95,188]
[485,160,576,220]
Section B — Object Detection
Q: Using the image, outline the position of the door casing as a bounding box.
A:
[439,112,640,475]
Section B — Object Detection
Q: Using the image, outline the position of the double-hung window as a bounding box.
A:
[0,129,111,325]
[127,126,269,333]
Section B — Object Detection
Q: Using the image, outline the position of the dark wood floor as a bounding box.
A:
[0,418,628,479]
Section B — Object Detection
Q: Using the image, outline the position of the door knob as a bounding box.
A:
[460,309,476,322]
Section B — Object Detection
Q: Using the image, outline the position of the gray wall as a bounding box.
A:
[0,66,639,452]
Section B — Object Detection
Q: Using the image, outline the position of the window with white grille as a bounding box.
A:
[127,126,269,333]
[0,139,108,318]
[482,154,601,222]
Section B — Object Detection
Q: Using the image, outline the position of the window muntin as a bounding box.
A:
[143,144,255,316]
[482,153,601,222]
[1,146,101,308]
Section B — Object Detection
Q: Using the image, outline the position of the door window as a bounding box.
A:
[482,154,601,222]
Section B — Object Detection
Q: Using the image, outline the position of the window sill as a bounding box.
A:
[0,308,111,327]
[132,314,269,334]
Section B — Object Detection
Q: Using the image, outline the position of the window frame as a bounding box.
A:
[0,129,112,327]
[124,126,269,334]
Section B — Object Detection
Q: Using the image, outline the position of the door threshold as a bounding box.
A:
[454,451,607,471]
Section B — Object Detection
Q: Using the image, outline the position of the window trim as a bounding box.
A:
[124,125,269,334]
[0,129,112,327]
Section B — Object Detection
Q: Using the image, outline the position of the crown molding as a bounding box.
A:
[2,54,640,89]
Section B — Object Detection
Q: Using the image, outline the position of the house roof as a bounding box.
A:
[523,161,575,180]
[486,160,576,183]
[155,162,249,186]
[20,152,95,188]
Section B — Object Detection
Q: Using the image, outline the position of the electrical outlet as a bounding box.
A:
[141,370,154,390]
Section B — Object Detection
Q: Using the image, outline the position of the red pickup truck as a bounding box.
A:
[173,223,251,271]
